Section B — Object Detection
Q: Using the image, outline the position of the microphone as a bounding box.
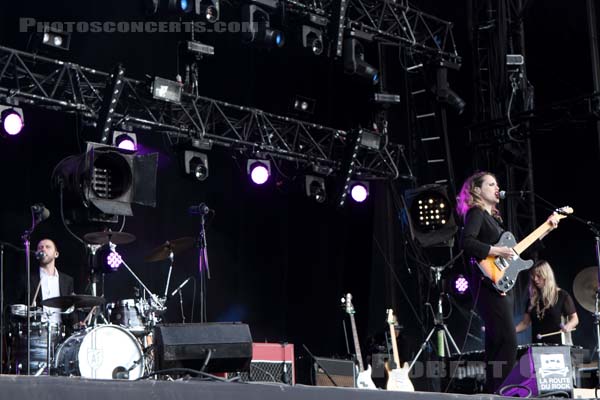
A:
[170,277,192,297]
[112,366,129,380]
[35,251,46,260]
[31,203,50,221]
[188,203,210,215]
[499,190,531,200]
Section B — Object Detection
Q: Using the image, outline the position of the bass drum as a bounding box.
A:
[54,325,144,380]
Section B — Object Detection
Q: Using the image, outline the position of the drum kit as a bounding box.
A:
[6,231,196,379]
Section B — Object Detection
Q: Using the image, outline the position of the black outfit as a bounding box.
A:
[461,207,516,393]
[528,289,577,345]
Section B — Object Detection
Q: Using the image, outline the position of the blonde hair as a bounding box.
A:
[456,171,502,222]
[528,260,559,320]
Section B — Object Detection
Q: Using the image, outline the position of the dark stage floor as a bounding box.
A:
[0,375,511,400]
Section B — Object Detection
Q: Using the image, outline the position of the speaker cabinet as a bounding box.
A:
[153,323,253,373]
[313,357,356,388]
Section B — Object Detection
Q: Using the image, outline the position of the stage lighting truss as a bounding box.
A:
[404,184,457,247]
[52,142,158,220]
[0,106,24,137]
[184,150,210,181]
[0,46,402,181]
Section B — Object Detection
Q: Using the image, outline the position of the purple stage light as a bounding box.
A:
[107,250,123,270]
[113,131,137,152]
[350,183,369,203]
[249,163,270,185]
[117,138,136,151]
[2,110,24,136]
[454,275,469,294]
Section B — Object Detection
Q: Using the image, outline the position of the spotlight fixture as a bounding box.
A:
[113,131,137,152]
[52,142,158,222]
[435,66,466,115]
[41,26,71,51]
[195,0,220,22]
[184,150,209,181]
[242,4,285,48]
[305,175,326,203]
[292,95,316,114]
[302,25,323,55]
[247,159,271,185]
[343,37,379,84]
[0,106,24,137]
[404,184,457,247]
[151,76,183,103]
[453,274,469,295]
[349,181,369,203]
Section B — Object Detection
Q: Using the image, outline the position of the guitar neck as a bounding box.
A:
[389,323,401,368]
[513,220,553,255]
[349,313,365,372]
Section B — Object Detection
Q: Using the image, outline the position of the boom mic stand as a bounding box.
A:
[190,203,211,323]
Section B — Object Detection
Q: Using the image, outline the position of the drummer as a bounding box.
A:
[515,260,578,344]
[25,238,76,327]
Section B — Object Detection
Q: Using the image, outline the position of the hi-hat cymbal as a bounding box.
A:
[84,231,136,245]
[573,266,600,312]
[145,237,195,262]
[41,295,106,310]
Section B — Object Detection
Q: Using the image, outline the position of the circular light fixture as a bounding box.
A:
[1,108,24,136]
[350,183,369,203]
[249,162,270,185]
[454,274,469,295]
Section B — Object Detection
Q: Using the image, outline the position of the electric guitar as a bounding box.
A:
[385,309,414,392]
[477,206,572,292]
[342,293,376,389]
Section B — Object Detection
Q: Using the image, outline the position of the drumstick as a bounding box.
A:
[30,280,42,308]
[536,328,576,339]
[83,306,97,326]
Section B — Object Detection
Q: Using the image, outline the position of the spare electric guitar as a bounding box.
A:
[385,309,414,392]
[342,293,376,389]
[477,206,572,292]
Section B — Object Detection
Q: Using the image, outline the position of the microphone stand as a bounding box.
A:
[197,212,211,323]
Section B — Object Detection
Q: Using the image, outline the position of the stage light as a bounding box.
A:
[52,142,158,222]
[349,181,369,203]
[305,175,326,203]
[247,159,271,185]
[292,95,316,114]
[454,275,469,295]
[113,131,137,152]
[242,4,285,48]
[343,37,379,84]
[41,26,71,51]
[404,184,457,247]
[0,106,24,137]
[106,249,123,271]
[302,25,323,55]
[184,150,209,181]
[195,0,220,22]
[435,66,466,115]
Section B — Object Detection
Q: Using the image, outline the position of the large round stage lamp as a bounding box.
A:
[0,106,24,137]
[113,131,137,152]
[305,175,326,203]
[404,184,457,248]
[184,150,209,181]
[247,159,271,185]
[349,181,369,203]
[52,142,158,221]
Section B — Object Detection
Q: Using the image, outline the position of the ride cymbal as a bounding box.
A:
[573,266,600,313]
[84,231,136,245]
[41,294,106,310]
[144,236,195,262]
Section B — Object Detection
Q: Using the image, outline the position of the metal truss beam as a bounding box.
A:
[0,45,401,179]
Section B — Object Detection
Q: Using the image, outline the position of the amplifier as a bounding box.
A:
[313,357,356,388]
[236,343,295,384]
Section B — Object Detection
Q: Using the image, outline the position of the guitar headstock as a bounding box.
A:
[554,206,574,219]
[341,293,354,314]
[386,309,396,326]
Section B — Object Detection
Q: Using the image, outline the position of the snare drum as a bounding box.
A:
[106,299,146,335]
[54,324,144,380]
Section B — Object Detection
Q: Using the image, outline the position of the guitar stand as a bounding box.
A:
[408,267,461,373]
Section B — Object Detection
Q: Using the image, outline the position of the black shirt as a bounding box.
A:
[461,207,504,261]
[528,289,577,345]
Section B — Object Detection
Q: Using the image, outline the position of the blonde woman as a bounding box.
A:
[457,171,560,392]
[515,260,578,344]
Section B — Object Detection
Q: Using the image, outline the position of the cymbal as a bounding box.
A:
[41,295,106,310]
[84,231,136,245]
[573,266,600,312]
[145,236,195,262]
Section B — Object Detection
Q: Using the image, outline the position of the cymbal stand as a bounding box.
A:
[163,249,174,299]
[110,242,165,313]
[197,212,210,323]
[87,244,102,297]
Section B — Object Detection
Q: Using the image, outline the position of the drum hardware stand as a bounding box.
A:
[87,243,102,297]
[408,264,461,373]
[162,249,174,300]
[193,205,211,323]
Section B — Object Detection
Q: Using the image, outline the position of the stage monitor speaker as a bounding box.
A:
[153,322,253,373]
[498,345,573,397]
[313,357,356,388]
